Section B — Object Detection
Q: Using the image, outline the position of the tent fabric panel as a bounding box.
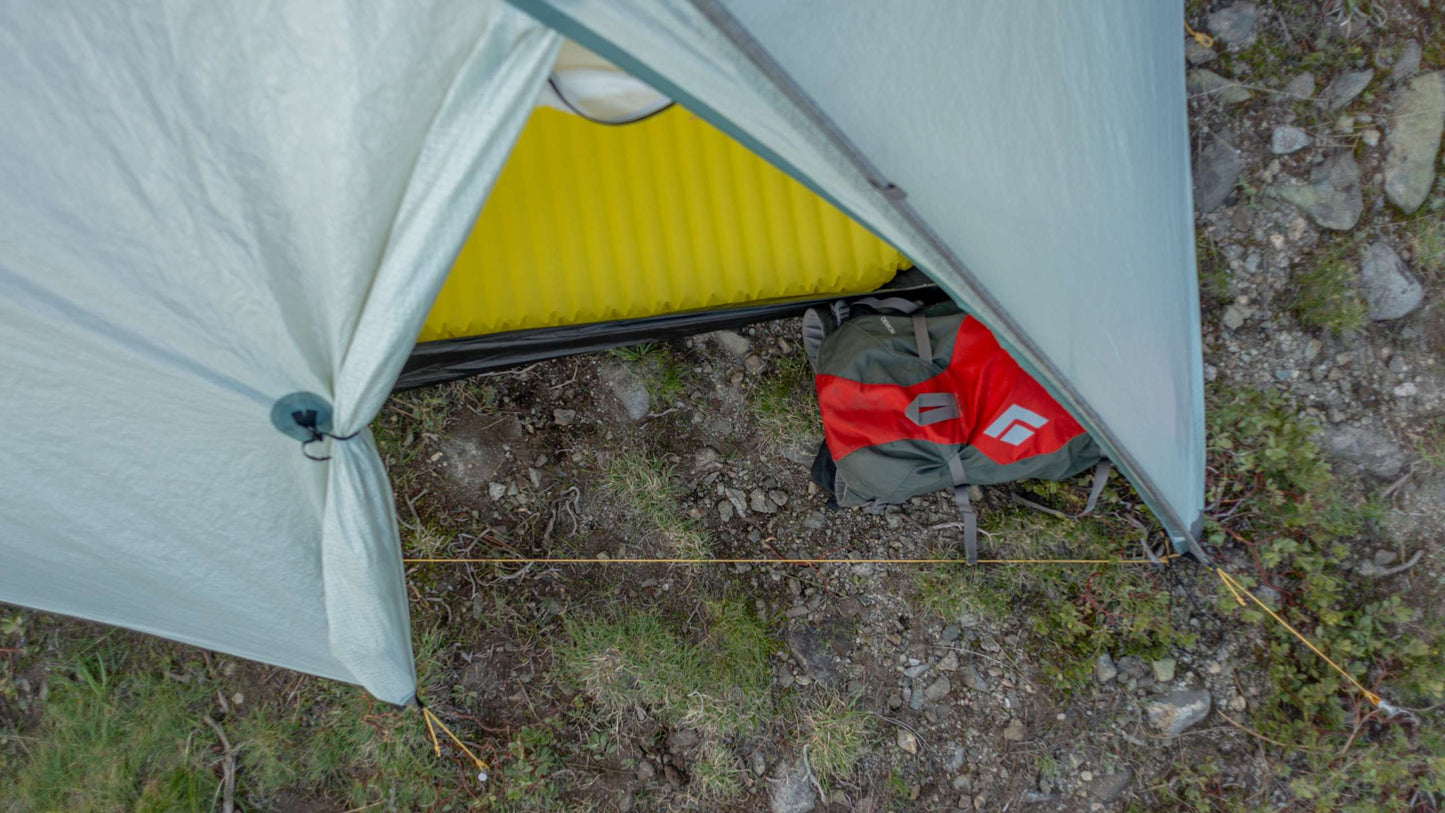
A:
[0,1,557,703]
[507,0,1204,553]
[421,106,908,342]
[717,0,1205,546]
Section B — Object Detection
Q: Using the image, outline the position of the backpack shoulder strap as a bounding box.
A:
[946,453,978,565]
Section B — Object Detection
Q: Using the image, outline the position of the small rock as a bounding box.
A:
[725,487,749,517]
[1319,425,1405,479]
[1094,652,1119,683]
[962,665,989,692]
[946,743,967,772]
[1391,41,1422,84]
[770,760,817,813]
[744,354,768,375]
[667,729,700,752]
[750,488,777,514]
[599,363,651,421]
[1146,690,1211,737]
[924,676,952,701]
[1362,128,1381,147]
[1193,131,1243,213]
[897,729,919,755]
[1003,719,1027,742]
[487,482,506,500]
[1360,241,1424,320]
[1384,72,1445,214]
[637,760,656,781]
[553,408,577,426]
[1283,72,1316,100]
[1152,657,1177,683]
[1270,125,1312,154]
[718,500,735,523]
[1206,2,1260,48]
[1265,150,1362,230]
[1081,767,1135,804]
[751,750,768,776]
[940,623,961,643]
[710,330,752,358]
[1187,69,1253,104]
[838,596,863,618]
[1222,304,1247,330]
[937,651,959,672]
[769,489,789,507]
[1184,38,1215,66]
[1321,69,1374,111]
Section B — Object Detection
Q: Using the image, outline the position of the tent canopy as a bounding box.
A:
[0,0,1203,703]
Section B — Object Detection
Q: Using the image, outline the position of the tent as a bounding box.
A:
[0,1,1204,706]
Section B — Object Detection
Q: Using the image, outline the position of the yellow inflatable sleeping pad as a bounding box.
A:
[419,105,910,342]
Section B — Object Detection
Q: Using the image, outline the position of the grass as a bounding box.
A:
[1409,215,1445,282]
[556,601,775,740]
[1293,237,1368,334]
[799,693,872,788]
[608,342,690,407]
[602,450,710,558]
[749,352,822,447]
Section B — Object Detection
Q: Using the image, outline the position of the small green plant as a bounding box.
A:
[609,342,690,406]
[556,600,775,739]
[689,741,745,802]
[1196,233,1231,306]
[1408,216,1445,282]
[799,693,872,788]
[1204,385,1444,811]
[750,352,822,447]
[1293,239,1367,334]
[603,451,710,558]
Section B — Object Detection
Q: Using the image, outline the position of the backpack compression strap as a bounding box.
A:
[946,453,978,565]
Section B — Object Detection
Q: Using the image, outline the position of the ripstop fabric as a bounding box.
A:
[0,1,561,704]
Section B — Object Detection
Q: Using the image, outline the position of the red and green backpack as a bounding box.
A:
[802,297,1109,563]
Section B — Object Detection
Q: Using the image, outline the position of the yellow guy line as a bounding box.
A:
[421,705,489,781]
[1184,22,1214,49]
[404,556,1178,566]
[1216,568,1390,710]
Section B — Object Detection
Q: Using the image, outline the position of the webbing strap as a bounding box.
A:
[854,296,921,314]
[1077,460,1113,517]
[946,453,978,565]
[911,312,933,365]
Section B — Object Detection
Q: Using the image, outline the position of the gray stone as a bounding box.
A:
[1384,72,1445,214]
[1283,72,1317,100]
[1319,425,1406,479]
[1222,304,1247,330]
[1321,69,1374,111]
[725,487,749,517]
[1081,767,1135,804]
[1095,652,1118,683]
[946,743,967,772]
[1270,125,1312,154]
[937,651,959,672]
[1391,41,1422,85]
[599,363,650,421]
[896,729,919,755]
[667,729,699,752]
[744,354,768,376]
[1193,132,1243,213]
[1206,2,1260,48]
[1003,719,1027,741]
[1152,657,1177,683]
[487,482,507,500]
[769,489,789,507]
[1185,38,1215,66]
[709,329,752,358]
[1360,241,1424,320]
[924,676,952,701]
[770,760,817,813]
[717,500,734,523]
[553,408,577,427]
[962,664,989,692]
[1265,150,1363,230]
[940,623,961,644]
[751,750,768,776]
[750,488,777,514]
[1187,69,1253,104]
[785,624,842,685]
[1145,690,1211,737]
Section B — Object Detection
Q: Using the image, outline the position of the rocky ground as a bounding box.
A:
[3,3,1443,812]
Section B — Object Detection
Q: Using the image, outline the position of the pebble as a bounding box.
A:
[1384,72,1445,214]
[1152,657,1177,683]
[1360,241,1424,321]
[897,729,919,755]
[1003,719,1027,741]
[924,676,952,701]
[1146,690,1212,737]
[1283,71,1316,100]
[553,408,577,426]
[1206,2,1260,48]
[1270,125,1312,154]
[1321,69,1374,111]
[1094,652,1119,683]
[937,651,959,672]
